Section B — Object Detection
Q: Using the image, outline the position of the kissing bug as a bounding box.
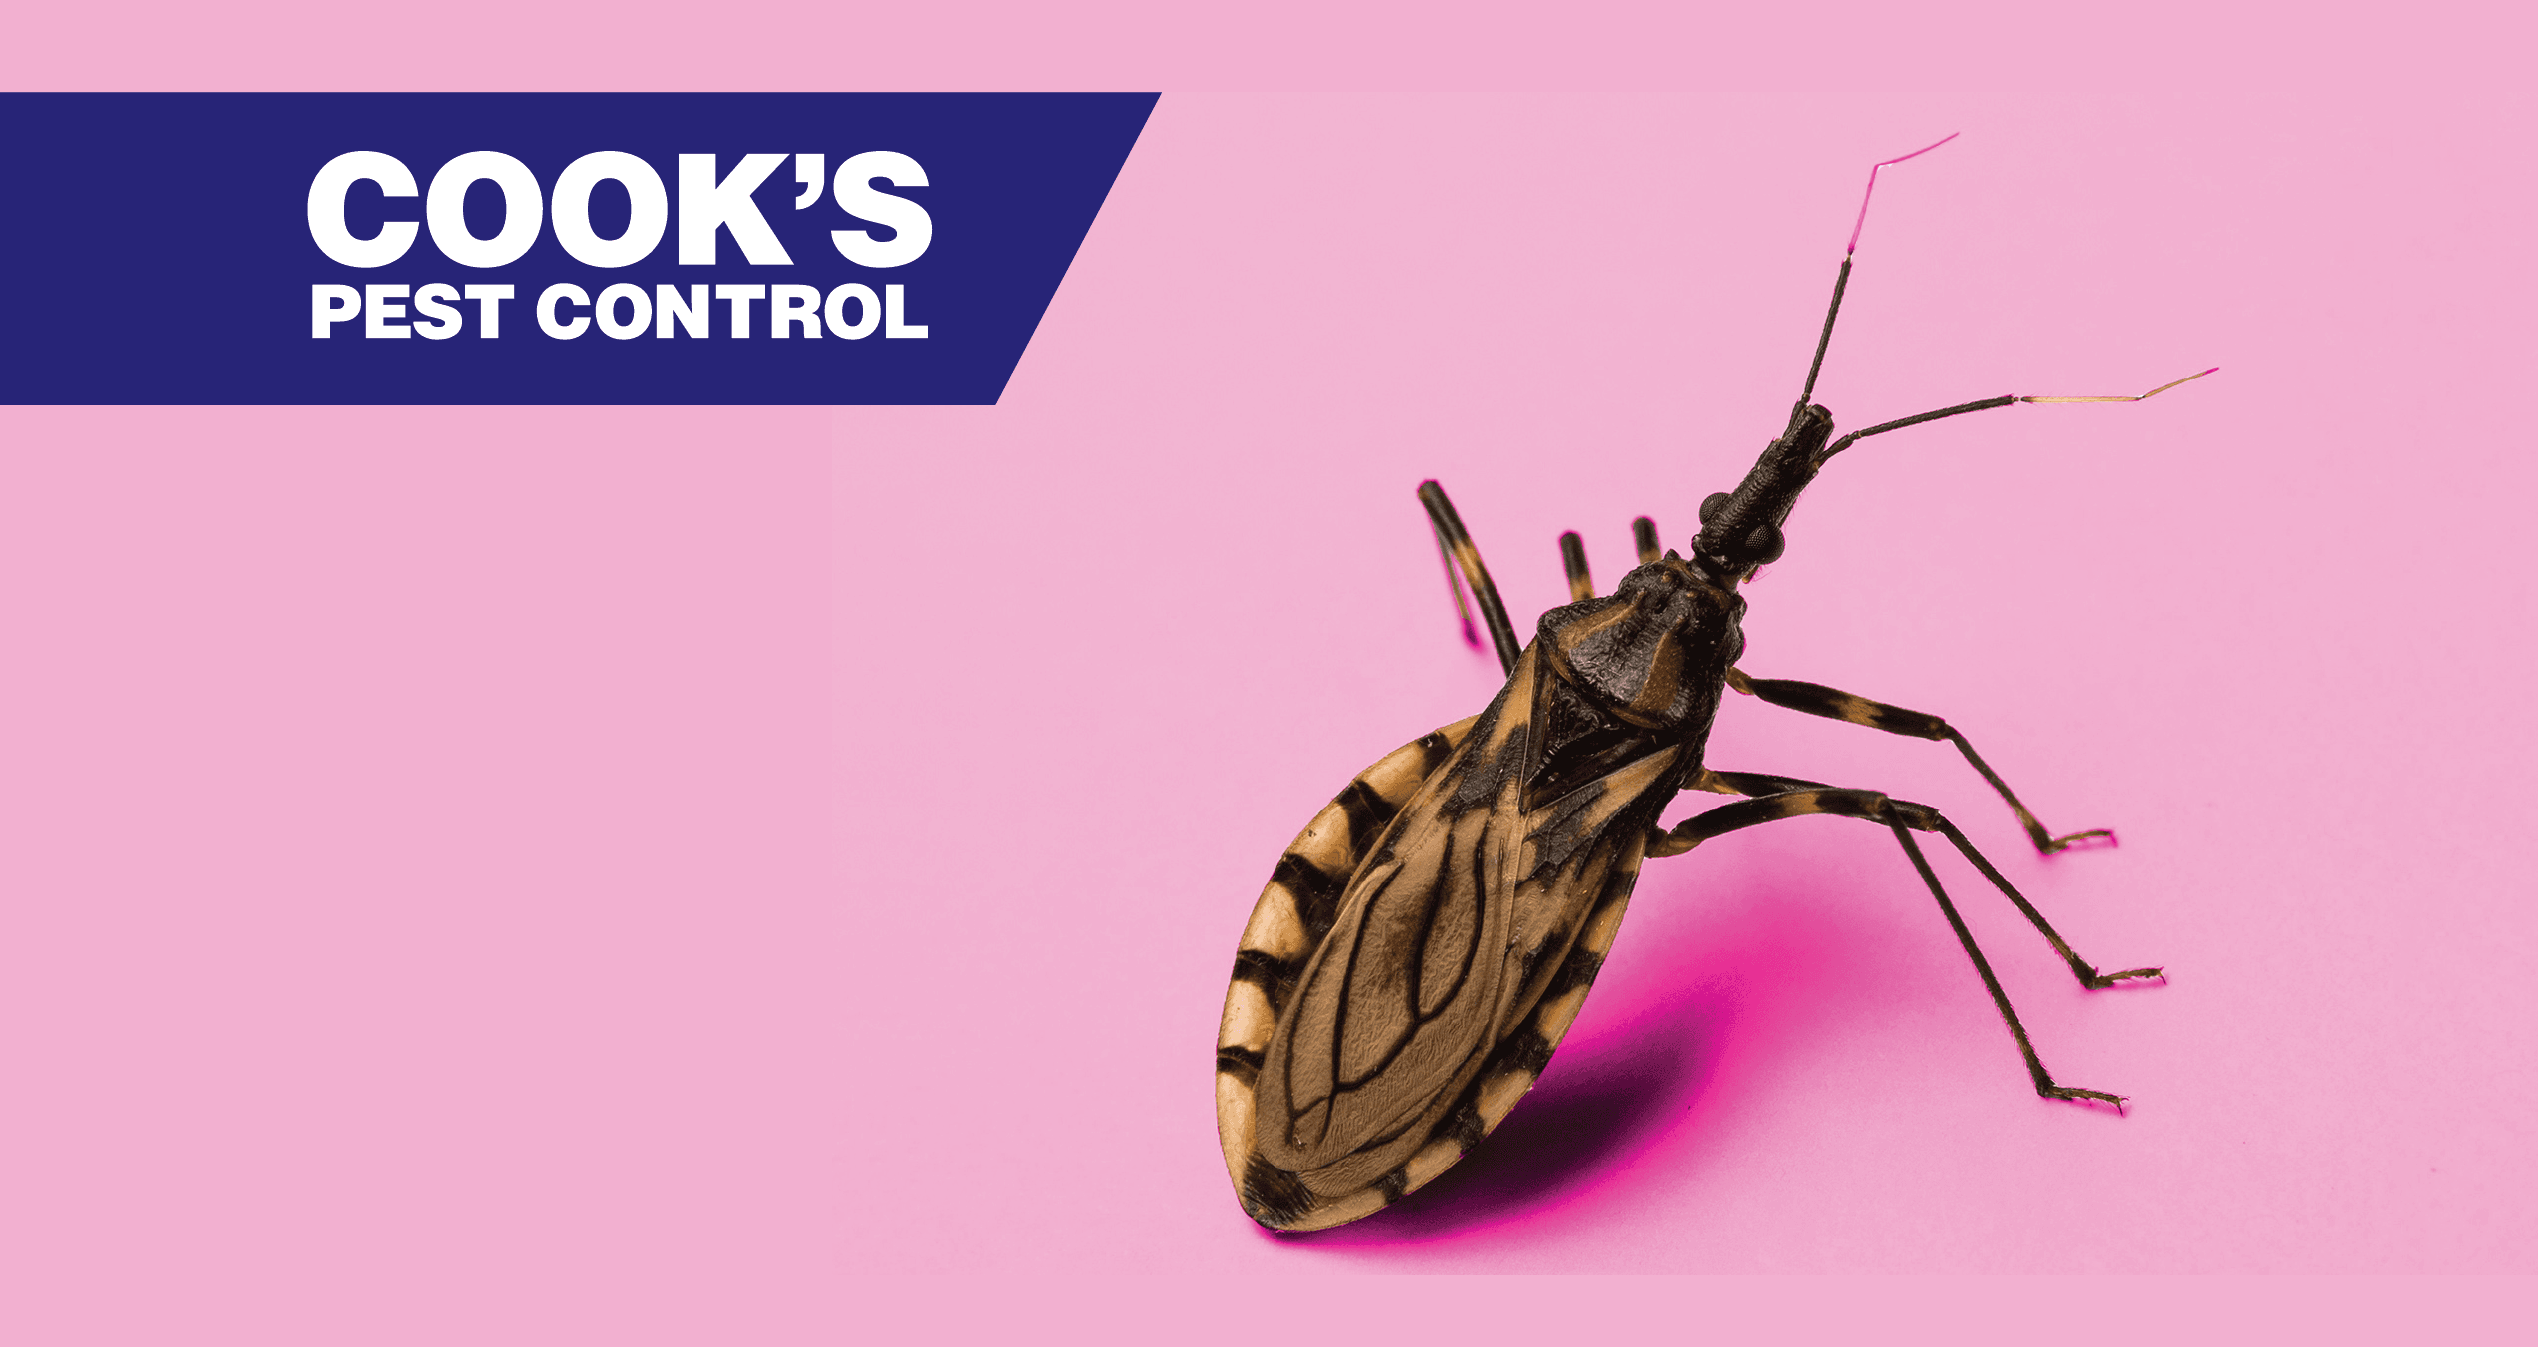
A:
[1213,135,2212,1233]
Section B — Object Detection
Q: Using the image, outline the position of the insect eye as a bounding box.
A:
[1697,492,1733,526]
[1742,522,1785,565]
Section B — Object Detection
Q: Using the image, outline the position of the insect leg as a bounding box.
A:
[1687,767,1831,798]
[1886,821,2132,1109]
[1558,531,1594,601]
[1648,787,2157,1108]
[1417,480,1521,674]
[1428,517,1480,648]
[1632,516,1660,565]
[1655,788,2155,985]
[1721,668,2110,854]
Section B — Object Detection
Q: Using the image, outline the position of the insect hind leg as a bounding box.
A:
[1687,766,1830,798]
[1417,480,1521,674]
[1887,820,2135,1109]
[1724,669,2113,854]
[1649,785,2159,1108]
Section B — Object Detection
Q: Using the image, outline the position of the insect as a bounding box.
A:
[1212,135,2212,1234]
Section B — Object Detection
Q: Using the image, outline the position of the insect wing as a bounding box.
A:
[1235,650,1684,1223]
[1253,754,1515,1193]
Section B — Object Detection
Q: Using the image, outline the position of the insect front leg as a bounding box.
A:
[1722,668,2112,854]
[1648,785,2160,1109]
[1417,480,1520,674]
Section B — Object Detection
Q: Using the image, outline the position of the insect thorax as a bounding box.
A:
[1533,553,1743,739]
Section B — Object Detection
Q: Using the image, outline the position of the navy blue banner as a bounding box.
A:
[0,93,1157,404]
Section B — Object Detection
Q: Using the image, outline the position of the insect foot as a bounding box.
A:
[2040,1083,2129,1112]
[2039,826,2118,854]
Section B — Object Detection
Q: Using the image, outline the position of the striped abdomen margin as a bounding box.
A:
[1214,714,1653,1232]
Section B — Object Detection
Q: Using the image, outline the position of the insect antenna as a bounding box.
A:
[1632,516,1660,564]
[1800,132,1959,405]
[2020,368,2220,404]
[1814,368,2219,465]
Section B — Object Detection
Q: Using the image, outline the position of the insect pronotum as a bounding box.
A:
[1214,135,2209,1233]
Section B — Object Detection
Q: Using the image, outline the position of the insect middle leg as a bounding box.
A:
[1632,516,1660,565]
[1417,480,1521,674]
[1556,514,1665,604]
[1722,668,2112,854]
[1558,531,1593,601]
[1649,784,2160,1107]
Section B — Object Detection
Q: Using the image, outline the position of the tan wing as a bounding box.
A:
[1256,761,1512,1190]
[1218,646,1684,1231]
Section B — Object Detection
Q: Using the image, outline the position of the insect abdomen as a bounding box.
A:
[1215,709,1656,1231]
[1215,719,1474,1202]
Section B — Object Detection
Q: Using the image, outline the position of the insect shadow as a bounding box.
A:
[1257,851,1782,1246]
[1270,984,1725,1245]
[1263,844,1935,1246]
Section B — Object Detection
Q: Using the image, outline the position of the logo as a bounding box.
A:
[1,94,1158,403]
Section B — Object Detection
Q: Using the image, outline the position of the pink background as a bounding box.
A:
[3,5,2531,1341]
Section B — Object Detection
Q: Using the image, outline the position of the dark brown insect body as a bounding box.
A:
[1216,140,2201,1233]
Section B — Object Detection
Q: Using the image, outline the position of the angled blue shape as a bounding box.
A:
[0,93,1158,404]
